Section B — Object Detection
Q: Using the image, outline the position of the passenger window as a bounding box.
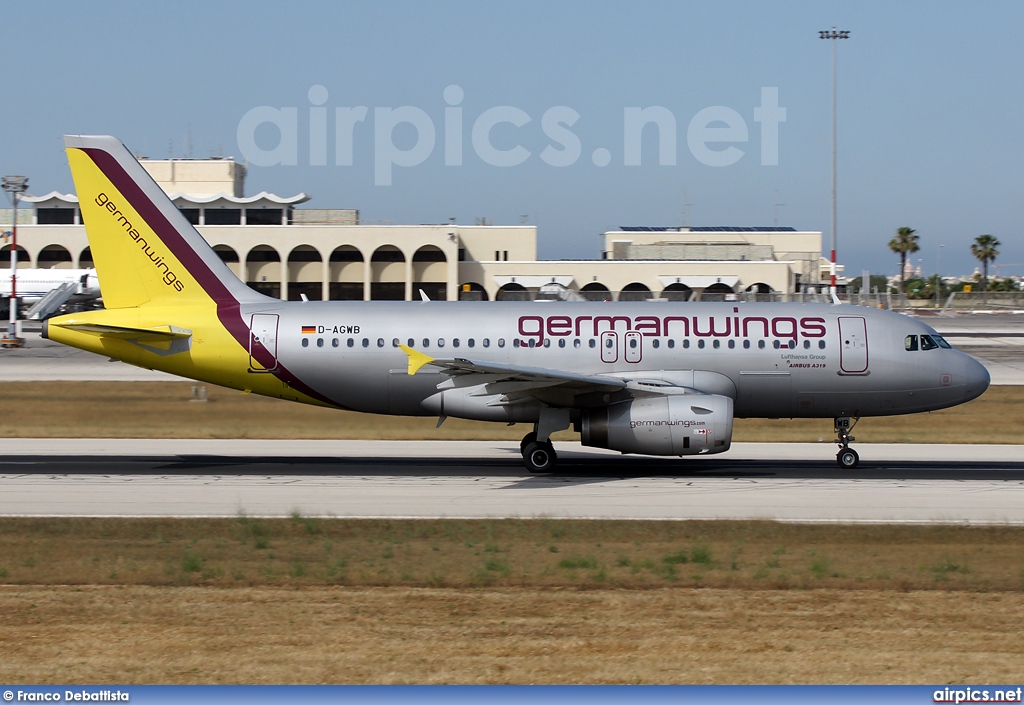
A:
[743,340,750,349]
[407,338,415,347]
[347,338,354,348]
[728,340,735,349]
[920,335,938,351]
[773,340,781,349]
[652,339,660,349]
[629,338,637,349]
[332,338,339,348]
[589,339,596,348]
[362,338,369,347]
[574,339,581,348]
[905,335,919,351]
[605,338,614,349]
[437,338,445,347]
[698,340,705,349]
[498,338,505,348]
[758,340,766,349]
[712,340,720,349]
[818,340,826,349]
[683,340,690,349]
[317,338,324,348]
[514,339,521,348]
[803,340,811,349]
[377,338,384,348]
[422,338,429,348]
[543,339,550,348]
[301,338,309,348]
[667,339,675,349]
[558,339,565,348]
[453,339,460,348]
[468,339,475,348]
[482,338,490,348]
[392,338,400,347]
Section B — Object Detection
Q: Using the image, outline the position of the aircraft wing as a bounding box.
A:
[398,344,717,406]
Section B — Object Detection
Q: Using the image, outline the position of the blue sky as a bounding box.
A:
[2,0,1022,278]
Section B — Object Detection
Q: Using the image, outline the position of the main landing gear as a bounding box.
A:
[834,416,860,468]
[520,431,557,473]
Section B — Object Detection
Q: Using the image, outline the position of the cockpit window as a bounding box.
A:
[905,335,918,351]
[934,335,951,349]
[920,335,939,350]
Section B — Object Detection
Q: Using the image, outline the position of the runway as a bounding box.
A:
[2,440,1023,524]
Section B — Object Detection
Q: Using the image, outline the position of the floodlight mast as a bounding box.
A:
[820,28,849,298]
[2,174,28,345]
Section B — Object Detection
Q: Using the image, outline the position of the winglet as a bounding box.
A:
[399,344,436,375]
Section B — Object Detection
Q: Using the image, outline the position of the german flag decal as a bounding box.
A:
[301,326,316,335]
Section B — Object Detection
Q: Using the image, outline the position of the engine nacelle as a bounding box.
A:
[580,394,733,456]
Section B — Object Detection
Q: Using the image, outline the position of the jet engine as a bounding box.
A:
[579,394,733,456]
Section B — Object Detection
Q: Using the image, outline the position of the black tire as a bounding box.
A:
[520,432,538,453]
[837,448,859,469]
[523,441,556,473]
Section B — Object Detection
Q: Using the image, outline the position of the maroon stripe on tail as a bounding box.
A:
[80,148,346,409]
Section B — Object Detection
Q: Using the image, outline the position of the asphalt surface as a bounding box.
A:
[2,441,1023,523]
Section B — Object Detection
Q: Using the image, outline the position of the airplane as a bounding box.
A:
[1,267,100,318]
[43,135,990,471]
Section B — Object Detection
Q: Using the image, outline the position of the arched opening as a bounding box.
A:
[580,282,612,302]
[329,246,365,300]
[619,282,653,302]
[246,245,282,299]
[78,247,93,269]
[496,282,529,301]
[0,245,30,268]
[660,283,692,302]
[213,245,242,280]
[287,245,323,301]
[36,245,73,270]
[370,245,406,300]
[700,282,735,301]
[746,282,773,302]
[412,245,447,301]
[458,281,488,301]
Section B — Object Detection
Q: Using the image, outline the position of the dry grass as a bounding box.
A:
[1,518,1022,591]
[2,521,1024,684]
[1,586,1022,684]
[0,381,1020,443]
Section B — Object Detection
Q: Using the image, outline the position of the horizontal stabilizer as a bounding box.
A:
[49,322,192,341]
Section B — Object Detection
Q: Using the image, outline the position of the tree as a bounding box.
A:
[971,234,1000,293]
[888,226,920,293]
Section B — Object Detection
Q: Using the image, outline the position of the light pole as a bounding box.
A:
[936,244,944,308]
[2,175,29,346]
[819,27,850,298]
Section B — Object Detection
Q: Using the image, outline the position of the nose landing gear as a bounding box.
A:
[834,416,860,468]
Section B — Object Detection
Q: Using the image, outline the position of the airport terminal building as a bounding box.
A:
[2,157,838,302]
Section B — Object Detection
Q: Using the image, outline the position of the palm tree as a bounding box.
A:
[888,226,920,293]
[971,234,1000,294]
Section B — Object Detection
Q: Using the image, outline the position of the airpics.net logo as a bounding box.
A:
[236,85,787,185]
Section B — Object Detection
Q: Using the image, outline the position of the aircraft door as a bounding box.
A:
[624,331,642,363]
[600,331,618,363]
[249,313,280,372]
[838,316,868,373]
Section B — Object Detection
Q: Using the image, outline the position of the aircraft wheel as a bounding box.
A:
[523,441,556,473]
[837,448,859,469]
[520,432,537,453]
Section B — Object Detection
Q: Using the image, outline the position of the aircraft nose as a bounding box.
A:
[962,354,990,402]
